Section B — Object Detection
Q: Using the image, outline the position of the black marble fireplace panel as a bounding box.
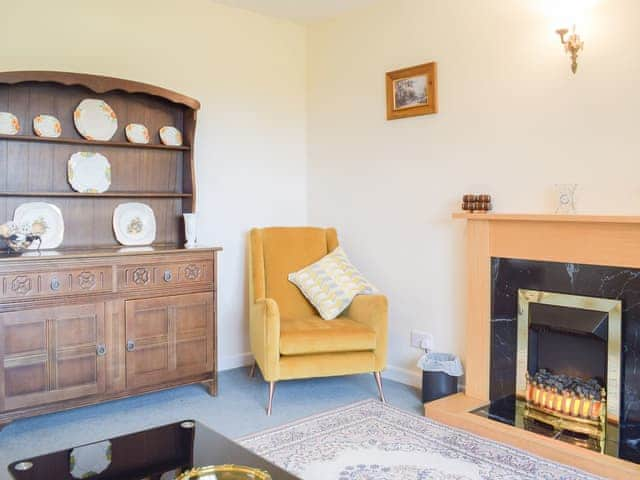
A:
[491,258,640,463]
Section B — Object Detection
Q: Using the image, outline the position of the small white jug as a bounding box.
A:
[183,213,197,248]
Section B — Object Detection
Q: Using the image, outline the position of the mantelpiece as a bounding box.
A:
[423,213,640,479]
[0,72,221,428]
[452,212,640,223]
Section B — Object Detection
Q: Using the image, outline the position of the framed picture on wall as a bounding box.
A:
[386,62,438,120]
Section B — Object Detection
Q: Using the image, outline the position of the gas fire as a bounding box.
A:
[525,381,604,420]
[525,370,605,421]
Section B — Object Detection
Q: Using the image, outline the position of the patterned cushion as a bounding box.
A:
[288,247,377,320]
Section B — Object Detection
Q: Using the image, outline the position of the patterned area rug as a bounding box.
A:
[239,400,602,480]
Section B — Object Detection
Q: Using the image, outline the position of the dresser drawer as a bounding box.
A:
[118,260,214,290]
[0,267,113,301]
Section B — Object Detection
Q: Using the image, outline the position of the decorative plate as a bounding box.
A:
[68,152,111,193]
[159,126,183,146]
[113,203,156,246]
[13,202,64,250]
[177,465,272,480]
[33,114,62,138]
[125,123,150,144]
[73,99,118,141]
[0,112,20,135]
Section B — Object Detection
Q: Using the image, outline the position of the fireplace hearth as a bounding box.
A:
[471,258,640,464]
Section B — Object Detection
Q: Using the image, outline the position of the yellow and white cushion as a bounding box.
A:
[288,247,377,320]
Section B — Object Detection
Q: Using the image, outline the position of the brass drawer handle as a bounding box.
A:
[50,277,61,291]
[96,344,107,356]
[163,270,173,282]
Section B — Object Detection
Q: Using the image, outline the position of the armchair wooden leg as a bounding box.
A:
[248,361,256,378]
[373,372,386,404]
[266,381,276,416]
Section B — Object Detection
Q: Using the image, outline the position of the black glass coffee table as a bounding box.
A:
[7,420,298,479]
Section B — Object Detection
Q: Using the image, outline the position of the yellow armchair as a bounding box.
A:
[249,227,388,415]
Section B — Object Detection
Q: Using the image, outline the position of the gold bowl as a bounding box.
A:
[177,464,272,480]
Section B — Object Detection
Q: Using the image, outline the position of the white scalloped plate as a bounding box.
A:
[113,203,156,246]
[33,114,62,138]
[125,123,150,144]
[159,126,183,146]
[74,99,118,141]
[13,202,64,250]
[68,152,111,193]
[0,112,20,135]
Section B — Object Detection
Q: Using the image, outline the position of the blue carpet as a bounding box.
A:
[0,367,422,469]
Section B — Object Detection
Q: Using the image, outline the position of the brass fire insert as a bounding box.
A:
[516,289,621,454]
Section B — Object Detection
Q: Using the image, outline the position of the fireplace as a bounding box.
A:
[469,258,639,464]
[515,289,621,454]
[433,213,640,477]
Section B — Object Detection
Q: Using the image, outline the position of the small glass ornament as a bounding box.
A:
[555,184,577,214]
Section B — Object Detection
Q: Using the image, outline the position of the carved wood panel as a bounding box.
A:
[118,261,213,291]
[0,267,112,301]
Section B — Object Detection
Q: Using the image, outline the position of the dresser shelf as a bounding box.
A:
[0,133,190,151]
[0,191,191,198]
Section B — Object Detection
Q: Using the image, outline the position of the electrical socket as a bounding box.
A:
[411,330,434,350]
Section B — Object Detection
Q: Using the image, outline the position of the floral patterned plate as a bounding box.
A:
[68,152,111,193]
[73,99,118,141]
[33,114,62,138]
[0,112,20,135]
[113,203,156,246]
[125,123,150,144]
[13,202,64,249]
[159,126,183,146]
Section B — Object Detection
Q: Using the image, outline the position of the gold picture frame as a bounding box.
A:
[386,62,438,120]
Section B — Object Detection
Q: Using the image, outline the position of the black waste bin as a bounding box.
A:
[422,370,458,403]
[419,352,462,403]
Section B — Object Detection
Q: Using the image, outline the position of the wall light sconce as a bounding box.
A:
[556,25,584,74]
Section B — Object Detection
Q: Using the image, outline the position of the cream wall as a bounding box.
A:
[2,0,308,370]
[4,0,640,387]
[307,0,640,385]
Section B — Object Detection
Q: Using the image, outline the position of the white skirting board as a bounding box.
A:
[218,352,423,389]
[219,352,254,371]
[383,364,422,388]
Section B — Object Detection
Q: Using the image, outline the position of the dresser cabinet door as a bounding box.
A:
[0,303,107,412]
[125,292,214,390]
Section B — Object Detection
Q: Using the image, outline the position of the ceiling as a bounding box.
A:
[211,0,382,23]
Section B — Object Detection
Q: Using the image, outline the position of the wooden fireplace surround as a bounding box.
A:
[424,213,640,479]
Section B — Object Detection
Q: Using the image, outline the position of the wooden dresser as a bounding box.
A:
[0,72,221,427]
